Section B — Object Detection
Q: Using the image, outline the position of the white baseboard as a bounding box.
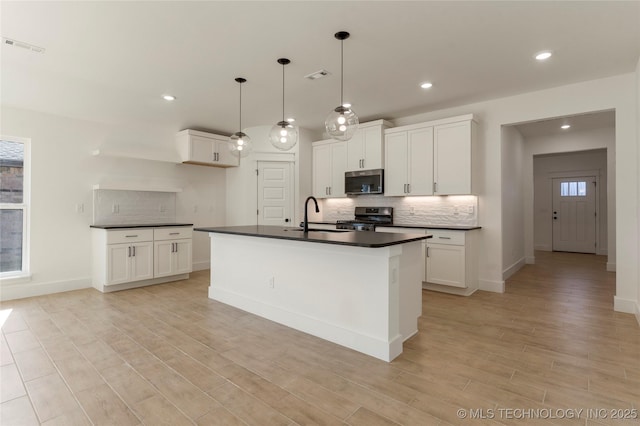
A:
[534,244,552,251]
[192,260,211,271]
[597,248,608,256]
[478,279,505,293]
[606,262,616,272]
[0,277,91,301]
[503,257,526,280]
[525,256,535,264]
[613,296,637,314]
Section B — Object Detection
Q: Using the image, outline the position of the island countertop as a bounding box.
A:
[195,225,431,248]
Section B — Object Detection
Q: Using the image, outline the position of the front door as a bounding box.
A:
[257,161,293,226]
[552,177,596,253]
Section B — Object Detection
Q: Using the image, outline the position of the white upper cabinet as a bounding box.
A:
[384,115,476,196]
[346,120,392,171]
[176,129,239,168]
[434,120,474,195]
[313,140,346,198]
[384,126,434,196]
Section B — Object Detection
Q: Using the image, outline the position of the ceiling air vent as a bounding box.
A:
[2,37,45,54]
[305,69,331,80]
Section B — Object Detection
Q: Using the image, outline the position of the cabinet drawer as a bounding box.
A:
[154,227,193,241]
[427,230,465,245]
[106,229,153,244]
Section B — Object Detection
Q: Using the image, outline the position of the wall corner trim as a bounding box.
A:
[478,279,505,293]
[606,262,616,272]
[613,296,637,314]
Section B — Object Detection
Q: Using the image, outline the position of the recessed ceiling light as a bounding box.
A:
[342,103,351,108]
[162,94,176,101]
[420,82,433,89]
[535,51,552,61]
[561,124,571,129]
[286,118,295,123]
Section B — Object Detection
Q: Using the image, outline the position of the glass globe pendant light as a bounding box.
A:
[325,31,358,141]
[269,58,299,151]
[229,77,252,158]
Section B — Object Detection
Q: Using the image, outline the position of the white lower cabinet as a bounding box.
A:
[376,227,478,296]
[425,229,478,295]
[92,226,193,292]
[107,241,154,285]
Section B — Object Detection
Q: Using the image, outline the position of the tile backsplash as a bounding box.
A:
[93,189,176,225]
[320,195,478,226]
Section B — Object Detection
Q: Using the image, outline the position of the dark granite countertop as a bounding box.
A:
[306,221,481,231]
[195,225,431,248]
[90,223,193,229]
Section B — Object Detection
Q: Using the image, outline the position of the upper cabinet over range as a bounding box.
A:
[346,120,393,171]
[176,129,239,168]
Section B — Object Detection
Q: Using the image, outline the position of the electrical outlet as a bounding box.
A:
[75,203,84,213]
[453,206,459,216]
[111,204,119,214]
[268,277,275,289]
[409,206,415,215]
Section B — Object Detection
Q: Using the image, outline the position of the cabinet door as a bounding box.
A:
[215,140,239,167]
[330,142,347,197]
[154,240,174,278]
[190,135,215,164]
[174,240,193,274]
[425,243,466,287]
[106,243,130,285]
[407,127,434,196]
[384,132,408,196]
[313,144,331,198]
[346,131,364,171]
[130,242,153,282]
[434,121,471,195]
[362,126,383,169]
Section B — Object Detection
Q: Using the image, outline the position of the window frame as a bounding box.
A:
[0,135,31,280]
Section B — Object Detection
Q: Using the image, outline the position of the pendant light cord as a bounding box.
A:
[239,81,242,132]
[340,38,344,107]
[282,62,285,123]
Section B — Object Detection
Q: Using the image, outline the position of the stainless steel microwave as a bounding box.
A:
[345,169,384,195]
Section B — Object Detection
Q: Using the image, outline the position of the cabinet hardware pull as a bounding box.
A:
[174,243,178,253]
[172,242,175,252]
[433,182,437,192]
[407,184,411,193]
[128,246,131,257]
[132,246,136,256]
[438,236,451,239]
[426,247,429,257]
[328,187,331,195]
[125,235,138,238]
[169,232,179,235]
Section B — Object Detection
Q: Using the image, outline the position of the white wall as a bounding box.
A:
[501,126,525,279]
[393,73,637,309]
[0,106,226,300]
[225,125,317,227]
[636,56,640,323]
[532,148,609,256]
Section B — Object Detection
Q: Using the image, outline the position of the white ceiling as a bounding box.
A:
[2,1,639,138]
[513,110,616,139]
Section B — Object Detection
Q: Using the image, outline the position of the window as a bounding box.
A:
[560,181,587,197]
[0,137,30,278]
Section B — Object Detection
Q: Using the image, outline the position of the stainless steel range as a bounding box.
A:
[336,207,393,231]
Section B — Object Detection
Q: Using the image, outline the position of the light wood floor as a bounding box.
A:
[1,251,638,425]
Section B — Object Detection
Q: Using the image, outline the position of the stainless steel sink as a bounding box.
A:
[284,227,350,233]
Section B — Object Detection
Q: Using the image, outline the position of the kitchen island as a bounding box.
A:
[195,225,430,361]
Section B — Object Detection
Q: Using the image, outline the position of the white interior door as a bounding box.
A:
[257,161,294,226]
[552,177,596,253]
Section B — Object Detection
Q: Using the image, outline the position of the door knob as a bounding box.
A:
[285,218,289,222]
